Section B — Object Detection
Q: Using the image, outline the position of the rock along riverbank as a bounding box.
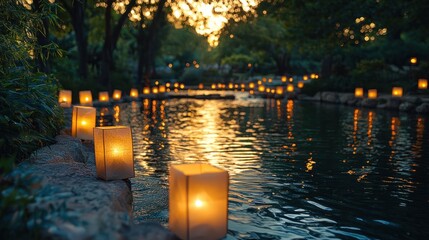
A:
[11,134,177,240]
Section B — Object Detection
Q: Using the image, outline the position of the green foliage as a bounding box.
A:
[180,68,202,85]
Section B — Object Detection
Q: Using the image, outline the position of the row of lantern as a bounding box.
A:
[354,79,427,99]
[70,105,228,239]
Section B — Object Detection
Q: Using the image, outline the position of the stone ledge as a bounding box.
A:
[12,134,177,240]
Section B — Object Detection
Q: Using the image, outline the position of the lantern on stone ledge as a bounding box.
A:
[368,89,378,99]
[159,85,166,93]
[130,88,139,98]
[418,79,427,90]
[71,106,96,140]
[355,88,364,98]
[143,87,150,95]
[58,90,72,108]
[276,86,284,95]
[99,91,109,102]
[93,126,135,180]
[79,90,93,106]
[169,163,229,240]
[113,90,122,100]
[297,82,304,89]
[287,84,294,92]
[392,87,403,97]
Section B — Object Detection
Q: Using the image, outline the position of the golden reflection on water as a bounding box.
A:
[389,117,400,161]
[367,111,374,146]
[412,117,425,158]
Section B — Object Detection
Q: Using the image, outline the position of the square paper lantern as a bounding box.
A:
[71,106,96,140]
[368,89,377,99]
[159,85,166,93]
[143,87,150,94]
[297,82,304,89]
[58,90,72,108]
[130,88,139,98]
[99,91,109,102]
[113,90,122,100]
[169,163,229,240]
[94,126,135,180]
[276,86,284,95]
[79,90,93,106]
[355,88,364,98]
[152,86,159,94]
[287,84,294,92]
[418,79,428,89]
[392,87,403,97]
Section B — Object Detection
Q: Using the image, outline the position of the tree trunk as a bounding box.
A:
[33,0,51,73]
[71,0,88,79]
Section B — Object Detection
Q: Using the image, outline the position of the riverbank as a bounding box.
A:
[10,133,176,239]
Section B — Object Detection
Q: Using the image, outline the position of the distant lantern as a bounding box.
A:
[152,86,159,94]
[266,88,271,93]
[58,90,72,108]
[93,126,135,180]
[180,83,185,89]
[249,82,255,89]
[99,91,109,102]
[418,79,428,89]
[276,86,284,95]
[174,82,179,88]
[71,106,96,140]
[355,88,364,98]
[228,83,233,89]
[287,84,294,92]
[211,84,216,89]
[258,85,265,92]
[159,85,166,93]
[169,163,229,240]
[130,88,139,98]
[234,84,239,89]
[303,75,308,81]
[240,83,245,89]
[289,77,293,83]
[297,82,304,89]
[410,57,418,65]
[198,83,204,89]
[79,90,93,106]
[368,89,378,99]
[392,87,403,97]
[113,90,122,100]
[143,87,150,95]
[281,76,287,82]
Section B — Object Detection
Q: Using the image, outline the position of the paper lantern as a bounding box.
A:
[248,82,255,89]
[143,87,150,95]
[211,84,216,89]
[71,106,96,140]
[276,86,284,95]
[368,89,377,99]
[392,87,403,97]
[287,84,294,92]
[113,90,122,100]
[303,75,308,81]
[418,79,428,89]
[180,83,185,89]
[130,88,139,98]
[228,83,233,89]
[198,83,204,89]
[258,85,265,92]
[281,76,287,82]
[159,85,166,93]
[355,88,364,98]
[93,126,135,180]
[169,163,229,240]
[58,90,72,108]
[152,86,159,94]
[297,82,304,89]
[79,90,93,106]
[99,91,109,102]
[410,57,417,65]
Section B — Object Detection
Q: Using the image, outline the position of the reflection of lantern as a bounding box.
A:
[418,79,428,89]
[152,86,159,94]
[143,87,150,94]
[113,90,122,100]
[71,106,96,140]
[99,91,109,102]
[258,85,265,92]
[368,89,377,99]
[130,88,138,98]
[94,126,135,180]
[198,83,204,89]
[354,88,364,98]
[276,86,284,95]
[169,163,229,240]
[297,82,304,89]
[281,76,287,82]
[58,90,72,107]
[287,84,294,92]
[79,90,93,106]
[249,90,254,95]
[392,87,403,97]
[159,85,166,93]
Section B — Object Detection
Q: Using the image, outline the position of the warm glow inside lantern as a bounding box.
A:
[198,83,204,89]
[392,87,403,97]
[169,163,229,240]
[143,87,150,94]
[418,79,428,89]
[113,90,122,100]
[368,89,378,99]
[297,82,304,89]
[180,83,185,89]
[99,91,109,102]
[58,90,72,107]
[249,82,255,89]
[152,86,159,94]
[355,88,364,98]
[211,84,216,89]
[79,90,93,106]
[129,88,138,98]
[276,86,284,95]
[71,106,96,140]
[281,76,287,82]
[159,85,166,93]
[228,83,233,89]
[258,85,265,92]
[287,84,294,92]
[93,126,135,180]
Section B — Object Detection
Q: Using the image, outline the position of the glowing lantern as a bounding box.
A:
[289,77,293,82]
[159,85,166,93]
[152,86,159,94]
[180,83,185,89]
[143,87,150,95]
[228,83,233,89]
[58,90,72,108]
[354,88,364,98]
[368,89,377,99]
[303,75,308,81]
[211,84,216,89]
[130,88,139,98]
[297,82,304,89]
[266,88,271,93]
[249,82,255,89]
[99,91,109,102]
[287,84,294,92]
[392,87,403,97]
[418,79,427,89]
[258,85,265,92]
[113,90,122,100]
[198,83,204,89]
[276,86,284,95]
[257,80,262,85]
[281,76,287,82]
[410,57,417,65]
[234,84,239,89]
[166,83,171,88]
[169,163,229,240]
[93,126,135,180]
[240,83,245,89]
[174,82,179,88]
[79,90,93,106]
[249,90,254,95]
[71,106,96,140]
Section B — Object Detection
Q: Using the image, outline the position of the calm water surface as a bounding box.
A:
[113,92,429,239]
